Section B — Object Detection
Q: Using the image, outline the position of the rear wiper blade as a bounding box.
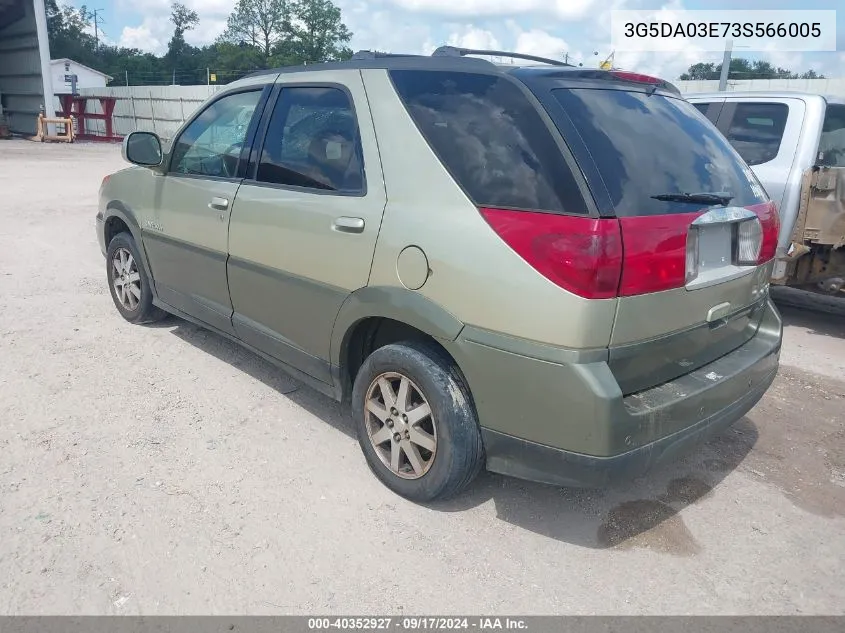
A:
[650,191,734,206]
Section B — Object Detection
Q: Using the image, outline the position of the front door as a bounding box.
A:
[143,88,266,335]
[227,72,387,385]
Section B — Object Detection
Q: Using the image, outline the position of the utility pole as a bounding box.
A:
[92,9,105,52]
[718,39,733,92]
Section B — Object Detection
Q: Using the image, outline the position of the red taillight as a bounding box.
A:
[481,204,775,300]
[479,208,622,299]
[610,70,663,85]
[751,201,779,264]
[618,212,703,296]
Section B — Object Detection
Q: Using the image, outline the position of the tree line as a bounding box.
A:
[47,0,353,86]
[680,58,825,81]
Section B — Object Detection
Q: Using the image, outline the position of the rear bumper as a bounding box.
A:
[481,355,776,488]
[445,298,782,488]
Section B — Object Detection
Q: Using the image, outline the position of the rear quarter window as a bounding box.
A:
[550,88,768,217]
[389,69,588,214]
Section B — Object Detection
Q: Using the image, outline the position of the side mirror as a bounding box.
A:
[123,131,163,167]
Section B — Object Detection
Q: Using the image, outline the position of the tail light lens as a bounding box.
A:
[479,208,622,299]
[480,204,776,300]
[610,71,663,84]
[736,218,763,265]
[753,201,780,264]
[618,212,703,295]
[685,226,700,284]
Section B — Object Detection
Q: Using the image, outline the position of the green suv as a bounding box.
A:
[96,47,783,501]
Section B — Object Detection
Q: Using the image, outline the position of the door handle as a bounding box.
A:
[333,217,365,233]
[208,197,229,211]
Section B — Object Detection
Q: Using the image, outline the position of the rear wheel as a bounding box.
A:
[106,232,165,324]
[352,342,484,501]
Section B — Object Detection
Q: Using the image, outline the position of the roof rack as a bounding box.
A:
[351,50,424,61]
[432,45,572,67]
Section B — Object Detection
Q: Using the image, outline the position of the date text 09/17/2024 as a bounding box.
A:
[307,617,529,630]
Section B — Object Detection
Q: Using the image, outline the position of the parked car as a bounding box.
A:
[686,91,845,294]
[97,47,782,501]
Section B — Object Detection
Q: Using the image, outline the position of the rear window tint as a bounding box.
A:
[551,88,768,217]
[390,70,588,214]
[723,102,788,166]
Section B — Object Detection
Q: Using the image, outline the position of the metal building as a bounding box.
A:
[0,0,54,136]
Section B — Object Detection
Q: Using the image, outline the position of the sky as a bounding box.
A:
[71,0,845,80]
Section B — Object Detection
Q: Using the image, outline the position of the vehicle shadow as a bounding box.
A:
[165,319,758,552]
[775,303,845,340]
[429,418,757,552]
[167,320,356,441]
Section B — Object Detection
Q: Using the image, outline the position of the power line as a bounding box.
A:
[92,9,105,51]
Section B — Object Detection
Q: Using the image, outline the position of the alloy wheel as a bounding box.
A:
[364,372,437,479]
[111,247,142,311]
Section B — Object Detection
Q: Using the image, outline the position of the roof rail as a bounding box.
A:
[351,50,424,61]
[432,45,572,67]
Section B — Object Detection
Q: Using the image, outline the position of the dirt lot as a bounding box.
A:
[1,140,844,615]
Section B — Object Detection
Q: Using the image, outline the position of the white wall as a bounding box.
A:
[677,78,845,97]
[57,84,223,140]
[51,60,108,94]
[53,76,845,142]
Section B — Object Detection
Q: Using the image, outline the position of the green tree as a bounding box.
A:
[221,0,289,61]
[282,0,352,64]
[679,58,825,81]
[167,2,199,62]
[46,0,98,66]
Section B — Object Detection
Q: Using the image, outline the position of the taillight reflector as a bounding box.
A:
[618,212,703,296]
[479,208,622,299]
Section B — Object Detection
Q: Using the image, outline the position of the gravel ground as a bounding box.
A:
[0,140,843,615]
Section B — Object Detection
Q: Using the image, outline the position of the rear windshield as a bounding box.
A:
[390,70,588,214]
[551,88,768,216]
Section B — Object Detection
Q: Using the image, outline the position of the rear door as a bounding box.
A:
[226,71,387,385]
[523,77,777,394]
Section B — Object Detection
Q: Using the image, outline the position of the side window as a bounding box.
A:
[691,101,722,125]
[722,102,789,166]
[692,102,710,116]
[257,87,364,193]
[171,90,262,178]
[389,70,587,214]
[818,104,845,167]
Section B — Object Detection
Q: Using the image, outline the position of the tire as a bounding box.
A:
[351,341,484,502]
[106,231,166,324]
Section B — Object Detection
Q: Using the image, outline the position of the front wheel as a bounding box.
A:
[106,232,166,324]
[351,342,484,502]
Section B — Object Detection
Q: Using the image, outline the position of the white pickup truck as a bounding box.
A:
[686,91,845,295]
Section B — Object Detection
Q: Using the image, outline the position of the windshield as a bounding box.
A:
[550,88,769,216]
